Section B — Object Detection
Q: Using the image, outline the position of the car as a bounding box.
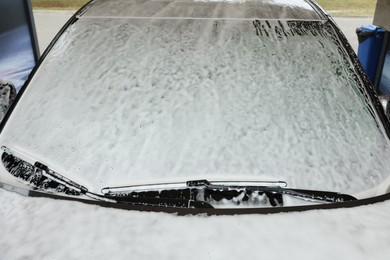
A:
[1,0,390,259]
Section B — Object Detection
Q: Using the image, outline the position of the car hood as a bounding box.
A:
[0,187,389,259]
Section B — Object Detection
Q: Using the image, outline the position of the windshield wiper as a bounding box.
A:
[102,179,357,208]
[1,146,357,209]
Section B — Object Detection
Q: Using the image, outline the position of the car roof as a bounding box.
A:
[80,0,326,21]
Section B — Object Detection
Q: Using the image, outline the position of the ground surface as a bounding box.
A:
[32,0,377,17]
[317,0,376,16]
[32,0,88,9]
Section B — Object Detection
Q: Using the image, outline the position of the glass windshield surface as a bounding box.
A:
[1,17,390,196]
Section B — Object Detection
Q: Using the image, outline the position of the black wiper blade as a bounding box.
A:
[103,179,357,209]
[101,180,289,208]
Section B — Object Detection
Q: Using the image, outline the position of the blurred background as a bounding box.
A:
[31,0,377,15]
[31,0,378,53]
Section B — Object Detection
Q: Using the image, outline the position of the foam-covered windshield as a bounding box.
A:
[1,16,389,197]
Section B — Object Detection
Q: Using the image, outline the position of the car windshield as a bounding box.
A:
[1,0,390,202]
